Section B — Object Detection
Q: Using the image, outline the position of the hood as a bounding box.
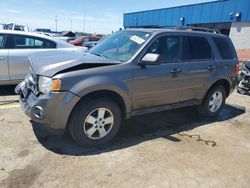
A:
[29,50,120,77]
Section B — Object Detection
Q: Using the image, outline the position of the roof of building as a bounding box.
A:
[124,0,250,28]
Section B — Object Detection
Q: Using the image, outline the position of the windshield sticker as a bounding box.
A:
[130,35,145,44]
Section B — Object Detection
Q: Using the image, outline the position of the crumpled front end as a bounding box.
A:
[15,74,80,133]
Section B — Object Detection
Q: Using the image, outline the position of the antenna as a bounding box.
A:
[83,10,86,33]
[55,15,58,32]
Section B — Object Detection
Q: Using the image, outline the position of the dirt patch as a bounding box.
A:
[0,164,41,188]
[17,149,29,158]
[178,132,217,147]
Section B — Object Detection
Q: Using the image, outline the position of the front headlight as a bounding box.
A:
[38,76,61,95]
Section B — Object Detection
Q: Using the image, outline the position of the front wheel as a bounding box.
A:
[68,98,122,147]
[197,86,226,117]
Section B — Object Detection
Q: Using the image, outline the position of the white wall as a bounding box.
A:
[230,22,250,50]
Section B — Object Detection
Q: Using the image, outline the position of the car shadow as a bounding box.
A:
[32,103,246,156]
[0,85,17,96]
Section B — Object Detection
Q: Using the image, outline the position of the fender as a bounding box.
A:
[201,75,234,100]
[199,62,236,100]
[69,75,132,114]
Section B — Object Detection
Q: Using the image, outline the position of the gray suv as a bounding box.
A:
[16,28,239,146]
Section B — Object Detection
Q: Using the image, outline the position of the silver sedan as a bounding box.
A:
[0,30,83,85]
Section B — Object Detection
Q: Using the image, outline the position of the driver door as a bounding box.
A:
[133,34,185,110]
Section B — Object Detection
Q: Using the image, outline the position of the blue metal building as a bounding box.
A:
[124,0,250,35]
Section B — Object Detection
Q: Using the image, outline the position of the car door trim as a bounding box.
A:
[131,99,200,116]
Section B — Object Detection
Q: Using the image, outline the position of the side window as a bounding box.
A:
[213,37,235,60]
[147,36,182,62]
[83,38,89,42]
[13,35,56,49]
[90,38,99,42]
[0,34,6,49]
[42,39,56,48]
[186,36,212,61]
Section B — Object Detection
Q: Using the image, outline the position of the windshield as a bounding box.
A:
[89,30,151,62]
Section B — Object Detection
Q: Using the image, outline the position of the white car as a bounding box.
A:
[0,30,83,85]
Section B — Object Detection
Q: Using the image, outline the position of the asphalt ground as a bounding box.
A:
[0,85,249,188]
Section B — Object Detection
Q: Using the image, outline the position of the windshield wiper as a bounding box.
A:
[90,52,105,58]
[90,52,121,62]
[90,52,110,60]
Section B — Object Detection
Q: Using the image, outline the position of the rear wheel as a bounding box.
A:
[197,86,226,117]
[68,98,122,147]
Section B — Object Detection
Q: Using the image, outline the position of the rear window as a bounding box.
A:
[186,36,212,60]
[213,37,235,60]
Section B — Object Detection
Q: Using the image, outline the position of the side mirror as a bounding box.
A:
[140,53,160,65]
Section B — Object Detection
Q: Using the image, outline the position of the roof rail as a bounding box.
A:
[175,26,220,34]
[125,26,221,34]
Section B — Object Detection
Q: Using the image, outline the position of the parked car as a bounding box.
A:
[83,41,99,50]
[3,23,30,32]
[236,60,250,95]
[0,30,82,85]
[16,28,239,147]
[69,36,101,46]
[66,37,77,43]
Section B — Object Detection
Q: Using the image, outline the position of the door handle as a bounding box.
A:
[170,68,182,74]
[208,65,216,71]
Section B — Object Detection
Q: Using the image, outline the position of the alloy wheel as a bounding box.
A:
[209,91,223,113]
[83,108,114,140]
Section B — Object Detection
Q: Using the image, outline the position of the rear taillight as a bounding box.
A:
[235,62,241,75]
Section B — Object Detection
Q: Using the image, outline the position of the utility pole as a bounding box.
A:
[83,10,86,34]
[55,15,58,32]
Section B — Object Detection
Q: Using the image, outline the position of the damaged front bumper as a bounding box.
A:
[15,82,80,134]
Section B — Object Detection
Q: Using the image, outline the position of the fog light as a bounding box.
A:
[33,106,45,119]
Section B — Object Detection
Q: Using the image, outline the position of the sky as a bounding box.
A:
[0,0,215,34]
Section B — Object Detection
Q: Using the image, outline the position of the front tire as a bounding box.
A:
[197,86,226,117]
[68,98,122,147]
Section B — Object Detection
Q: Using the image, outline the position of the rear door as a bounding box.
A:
[0,34,9,81]
[181,35,216,101]
[8,34,56,80]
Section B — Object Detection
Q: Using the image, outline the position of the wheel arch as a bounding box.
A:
[80,90,128,117]
[66,89,129,132]
[203,79,231,102]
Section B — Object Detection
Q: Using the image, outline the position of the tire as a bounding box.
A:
[197,86,226,117]
[68,98,122,147]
